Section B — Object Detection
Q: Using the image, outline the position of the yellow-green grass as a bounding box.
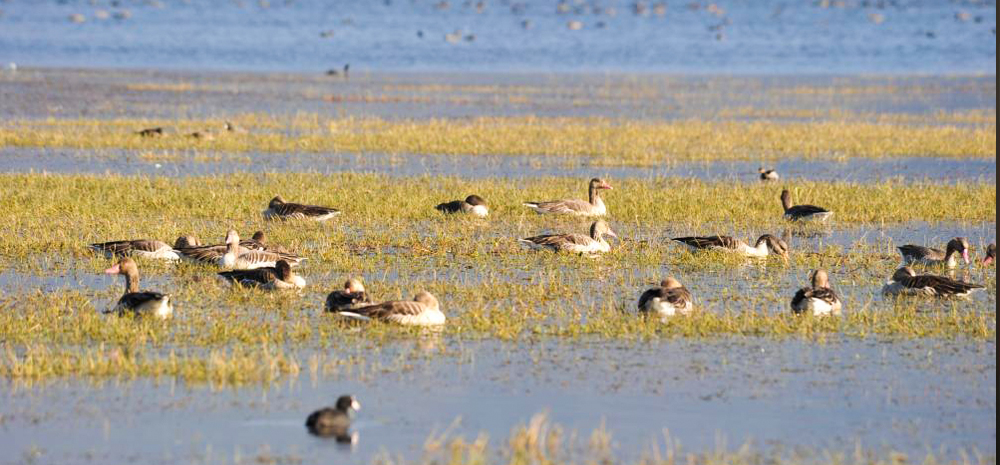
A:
[1,115,993,164]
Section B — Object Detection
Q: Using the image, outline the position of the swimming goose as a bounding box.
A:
[175,232,304,267]
[103,258,173,319]
[983,243,995,266]
[325,278,374,312]
[881,266,983,297]
[523,178,612,216]
[436,195,489,217]
[218,260,305,290]
[306,395,360,441]
[637,277,694,319]
[780,189,832,222]
[672,234,789,260]
[263,196,341,221]
[790,269,842,316]
[89,239,180,261]
[758,167,779,181]
[518,220,617,254]
[897,237,970,269]
[336,291,445,326]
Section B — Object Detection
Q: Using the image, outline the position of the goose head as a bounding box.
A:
[275,260,293,281]
[225,229,240,246]
[465,195,487,206]
[892,266,917,282]
[590,220,617,240]
[414,291,439,310]
[269,196,285,208]
[174,235,201,248]
[780,189,792,211]
[589,178,613,191]
[335,394,361,413]
[661,277,684,289]
[104,257,139,278]
[756,234,789,261]
[344,278,365,293]
[251,231,267,243]
[945,237,971,264]
[809,269,831,288]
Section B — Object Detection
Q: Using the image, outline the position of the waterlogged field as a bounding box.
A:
[0,70,995,465]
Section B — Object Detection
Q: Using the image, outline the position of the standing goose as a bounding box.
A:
[897,237,970,269]
[263,195,341,221]
[103,258,173,319]
[637,277,694,319]
[89,239,180,261]
[672,234,789,260]
[218,260,306,290]
[306,395,360,442]
[325,278,374,312]
[523,178,612,216]
[435,195,489,217]
[983,243,995,266]
[780,189,833,222]
[790,269,842,316]
[758,167,779,181]
[881,266,984,297]
[518,220,617,254]
[336,291,445,326]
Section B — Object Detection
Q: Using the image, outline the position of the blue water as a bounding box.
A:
[0,0,995,73]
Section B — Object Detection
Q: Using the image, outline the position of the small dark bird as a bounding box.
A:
[758,167,779,181]
[136,127,164,137]
[306,395,360,441]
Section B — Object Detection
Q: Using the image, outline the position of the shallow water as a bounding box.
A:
[1,147,994,184]
[0,0,995,74]
[1,337,994,464]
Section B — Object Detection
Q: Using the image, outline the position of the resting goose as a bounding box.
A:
[89,239,180,261]
[263,195,340,221]
[780,189,833,222]
[523,178,612,216]
[758,167,779,181]
[881,266,983,297]
[436,195,488,217]
[519,220,617,254]
[103,258,173,319]
[336,291,445,326]
[637,277,694,319]
[175,232,304,267]
[790,269,842,316]
[325,278,374,312]
[897,237,970,269]
[672,234,788,260]
[218,260,305,290]
[983,243,995,266]
[306,395,360,442]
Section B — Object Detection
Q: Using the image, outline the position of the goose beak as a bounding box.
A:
[962,250,970,265]
[607,229,618,239]
[601,183,613,190]
[983,256,994,266]
[352,400,361,411]
[104,264,121,274]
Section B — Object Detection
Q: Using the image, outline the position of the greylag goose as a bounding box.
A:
[263,195,340,221]
[780,189,833,222]
[336,291,445,326]
[89,239,180,261]
[790,269,842,316]
[519,220,616,254]
[218,260,305,290]
[881,266,983,297]
[435,195,488,217]
[983,243,995,266]
[325,278,374,312]
[175,231,304,268]
[758,167,779,181]
[897,237,970,268]
[103,258,173,319]
[637,277,693,319]
[306,395,360,442]
[672,234,788,260]
[523,178,612,216]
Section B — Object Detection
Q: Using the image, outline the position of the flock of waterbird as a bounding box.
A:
[87,172,993,439]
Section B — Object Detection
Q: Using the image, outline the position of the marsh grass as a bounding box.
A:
[1,115,993,165]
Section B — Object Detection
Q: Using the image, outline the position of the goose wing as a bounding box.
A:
[901,275,983,295]
[435,200,464,213]
[524,198,591,214]
[218,267,279,286]
[786,204,829,216]
[275,202,340,218]
[347,300,425,320]
[672,235,738,250]
[897,245,943,261]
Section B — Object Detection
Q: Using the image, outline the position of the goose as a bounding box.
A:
[435,195,488,217]
[325,278,374,312]
[881,266,984,297]
[780,189,832,222]
[306,395,360,442]
[758,167,779,181]
[790,269,842,316]
[637,277,694,319]
[218,230,304,270]
[336,291,445,326]
[523,178,612,216]
[136,127,164,137]
[89,239,180,261]
[897,237,970,268]
[263,196,340,221]
[218,260,305,290]
[672,234,789,260]
[175,232,304,267]
[518,220,616,254]
[983,243,995,266]
[103,258,173,319]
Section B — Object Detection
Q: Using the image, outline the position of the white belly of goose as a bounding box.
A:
[795,298,840,316]
[642,298,692,319]
[389,308,446,326]
[469,205,489,217]
[118,296,173,319]
[260,275,306,290]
